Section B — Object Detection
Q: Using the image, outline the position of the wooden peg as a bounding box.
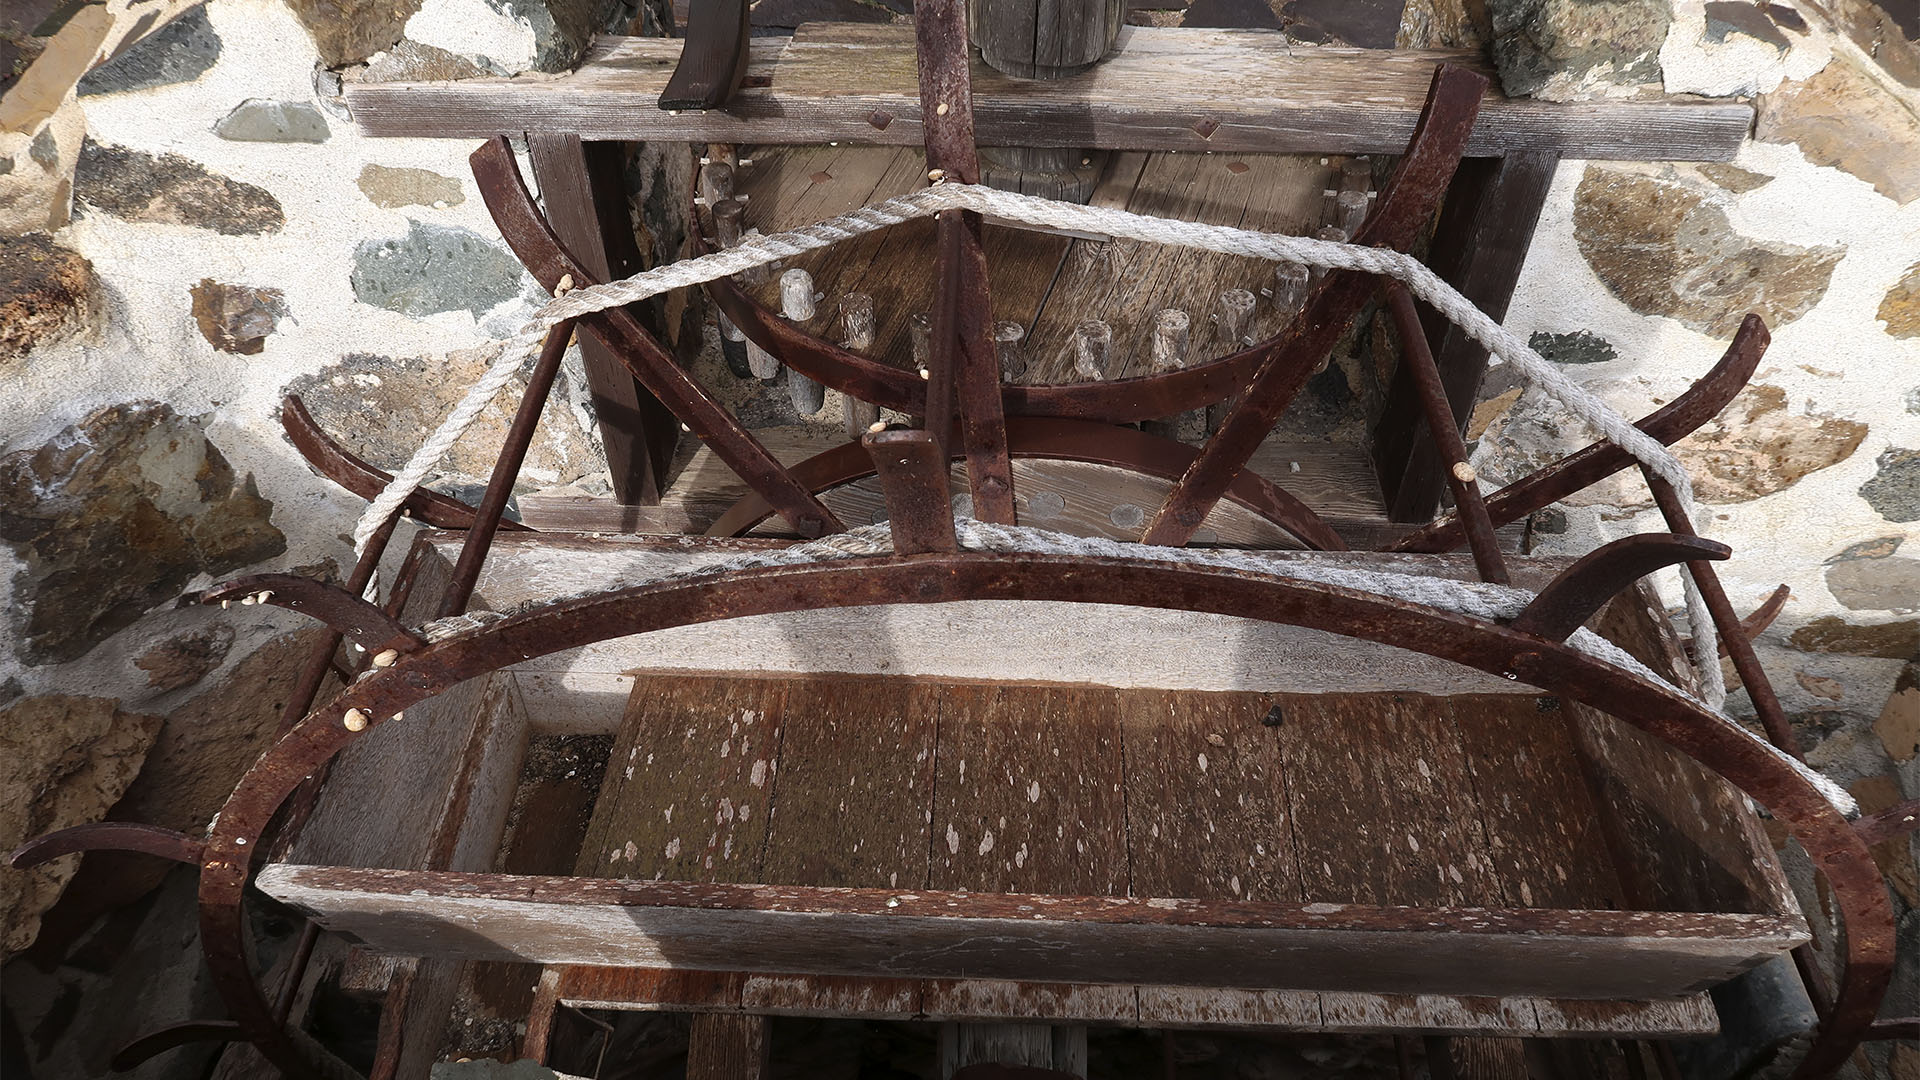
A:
[1215,288,1255,348]
[746,341,781,380]
[1070,319,1111,381]
[1310,226,1347,282]
[787,367,825,415]
[993,320,1027,381]
[779,268,817,322]
[1149,308,1189,372]
[840,293,881,438]
[711,197,745,248]
[699,160,735,207]
[1336,189,1370,236]
[1272,263,1311,320]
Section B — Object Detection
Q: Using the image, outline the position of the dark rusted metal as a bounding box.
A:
[657,0,749,111]
[1391,316,1767,554]
[1688,582,1792,661]
[110,1021,244,1072]
[280,396,528,532]
[1866,1017,1920,1041]
[1854,798,1920,847]
[194,574,425,657]
[196,550,1893,1080]
[1385,282,1507,584]
[915,0,981,185]
[8,822,204,868]
[1510,534,1730,643]
[1641,470,1798,757]
[470,136,844,539]
[1141,64,1488,546]
[704,416,1345,550]
[863,429,958,553]
[438,319,575,619]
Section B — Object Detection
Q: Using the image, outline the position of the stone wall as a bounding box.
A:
[0,0,1916,1076]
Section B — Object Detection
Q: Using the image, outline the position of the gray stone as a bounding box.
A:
[1862,448,1920,522]
[350,220,527,317]
[1574,166,1844,336]
[0,234,96,368]
[1766,4,1806,32]
[1880,260,1920,339]
[28,125,57,168]
[1704,1,1791,51]
[1531,506,1569,534]
[133,624,234,692]
[1828,556,1920,611]
[0,695,162,958]
[77,6,221,96]
[284,350,599,490]
[75,139,284,235]
[356,163,464,209]
[1908,387,1920,414]
[211,99,330,143]
[287,0,421,67]
[189,278,288,354]
[357,38,490,82]
[0,403,286,665]
[1489,0,1669,101]
[1528,329,1617,364]
[0,157,11,175]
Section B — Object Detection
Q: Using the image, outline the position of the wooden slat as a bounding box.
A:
[344,26,1751,161]
[259,864,1805,999]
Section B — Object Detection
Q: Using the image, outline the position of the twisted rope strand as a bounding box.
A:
[355,181,1724,705]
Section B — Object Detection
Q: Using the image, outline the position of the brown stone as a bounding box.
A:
[1396,0,1492,48]
[1788,616,1920,659]
[0,695,163,959]
[1574,166,1845,335]
[1849,773,1919,906]
[356,39,491,82]
[188,278,287,355]
[286,0,422,67]
[74,139,284,235]
[0,402,286,665]
[1877,664,1920,762]
[1697,162,1773,193]
[1794,670,1846,700]
[0,232,95,367]
[356,163,464,209]
[133,624,235,692]
[1672,384,1868,503]
[1879,260,1920,338]
[1756,52,1920,206]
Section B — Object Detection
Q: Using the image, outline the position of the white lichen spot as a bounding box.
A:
[1416,758,1432,779]
[750,759,768,787]
[719,739,731,758]
[622,840,636,861]
[978,830,995,855]
[664,837,682,858]
[1407,834,1420,852]
[1197,752,1209,772]
[1230,875,1242,895]
[1027,780,1041,803]
[947,823,960,854]
[1448,865,1463,884]
[624,766,634,780]
[1015,843,1028,868]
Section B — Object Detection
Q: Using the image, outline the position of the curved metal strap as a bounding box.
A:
[658,0,750,111]
[10,822,204,869]
[1510,534,1730,643]
[281,396,528,532]
[111,1021,243,1072]
[194,574,425,655]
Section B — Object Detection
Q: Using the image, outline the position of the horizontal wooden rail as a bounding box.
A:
[343,25,1750,161]
[260,864,1803,1001]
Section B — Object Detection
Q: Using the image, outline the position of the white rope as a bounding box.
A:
[411,517,1848,815]
[354,180,1722,705]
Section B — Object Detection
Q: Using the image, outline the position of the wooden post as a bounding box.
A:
[525,134,679,505]
[1070,318,1111,381]
[968,0,1125,203]
[993,319,1028,381]
[781,269,825,414]
[1146,308,1206,444]
[1271,263,1311,320]
[840,292,881,438]
[1214,288,1255,348]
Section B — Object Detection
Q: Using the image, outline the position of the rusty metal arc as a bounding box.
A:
[194,554,1892,1080]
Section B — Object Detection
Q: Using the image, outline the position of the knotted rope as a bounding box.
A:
[353,180,1724,707]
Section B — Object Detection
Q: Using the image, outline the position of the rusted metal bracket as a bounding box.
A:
[471,136,845,539]
[8,822,204,868]
[1509,534,1730,643]
[193,574,426,657]
[863,428,958,554]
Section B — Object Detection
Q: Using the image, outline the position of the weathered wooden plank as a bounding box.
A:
[687,1013,769,1080]
[258,865,1806,999]
[344,27,1752,161]
[931,683,1129,897]
[576,675,787,882]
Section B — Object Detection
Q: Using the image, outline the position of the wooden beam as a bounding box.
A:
[525,134,679,505]
[258,864,1803,1001]
[344,26,1751,161]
